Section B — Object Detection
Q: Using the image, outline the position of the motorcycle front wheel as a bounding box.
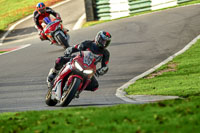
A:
[59,77,82,107]
[45,89,57,106]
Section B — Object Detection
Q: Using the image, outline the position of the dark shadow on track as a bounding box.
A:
[111,41,147,46]
[51,103,122,108]
[0,26,37,43]
[7,26,37,38]
[68,103,119,107]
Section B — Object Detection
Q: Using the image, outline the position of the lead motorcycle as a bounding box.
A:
[45,51,100,106]
[41,17,70,49]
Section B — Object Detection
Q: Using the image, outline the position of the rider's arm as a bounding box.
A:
[33,11,43,31]
[64,41,88,56]
[97,49,110,76]
[46,7,61,19]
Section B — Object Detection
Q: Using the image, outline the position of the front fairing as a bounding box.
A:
[51,51,97,100]
[53,63,72,88]
[43,20,61,34]
[72,51,97,79]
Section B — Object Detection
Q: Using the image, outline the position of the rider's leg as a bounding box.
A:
[84,76,99,91]
[35,25,47,41]
[47,56,71,82]
[39,31,47,41]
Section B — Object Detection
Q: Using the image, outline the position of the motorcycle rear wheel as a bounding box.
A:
[59,77,81,107]
[45,89,57,106]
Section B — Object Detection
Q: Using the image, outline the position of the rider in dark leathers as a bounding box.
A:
[33,2,61,43]
[47,31,112,91]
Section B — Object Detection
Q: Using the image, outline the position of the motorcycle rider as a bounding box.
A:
[33,2,62,44]
[47,31,112,91]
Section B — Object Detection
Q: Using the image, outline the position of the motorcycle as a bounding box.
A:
[45,50,101,107]
[41,17,70,49]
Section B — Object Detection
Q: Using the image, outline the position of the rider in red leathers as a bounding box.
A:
[33,2,61,44]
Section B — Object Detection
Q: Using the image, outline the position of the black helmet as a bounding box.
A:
[36,2,46,14]
[95,31,111,49]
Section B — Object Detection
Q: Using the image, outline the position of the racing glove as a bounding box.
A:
[77,43,84,51]
[39,30,46,40]
[95,66,109,77]
[56,14,62,21]
[64,46,73,57]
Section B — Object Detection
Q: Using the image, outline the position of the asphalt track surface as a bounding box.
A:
[0,4,200,112]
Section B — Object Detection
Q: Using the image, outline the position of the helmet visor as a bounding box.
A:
[98,37,107,47]
[39,7,46,14]
[98,36,111,48]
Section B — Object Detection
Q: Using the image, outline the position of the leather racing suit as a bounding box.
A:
[33,7,61,40]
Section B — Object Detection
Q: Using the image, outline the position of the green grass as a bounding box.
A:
[0,97,200,133]
[83,0,200,28]
[0,0,63,31]
[125,39,200,97]
[0,51,6,53]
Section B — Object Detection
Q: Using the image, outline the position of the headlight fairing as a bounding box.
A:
[75,62,83,71]
[74,62,93,75]
[83,70,93,74]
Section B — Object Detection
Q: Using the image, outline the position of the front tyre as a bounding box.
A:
[59,78,82,107]
[45,89,57,106]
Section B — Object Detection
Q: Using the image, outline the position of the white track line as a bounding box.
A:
[0,44,32,56]
[73,13,86,30]
[0,0,71,46]
[116,34,200,103]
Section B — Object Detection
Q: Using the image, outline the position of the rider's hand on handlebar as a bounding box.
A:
[38,29,42,34]
[95,71,99,77]
[64,47,73,57]
[95,69,102,77]
[56,17,62,22]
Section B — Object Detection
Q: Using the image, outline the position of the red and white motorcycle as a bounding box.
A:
[45,51,100,107]
[41,17,70,49]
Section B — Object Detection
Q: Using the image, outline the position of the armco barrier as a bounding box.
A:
[96,0,111,20]
[96,0,130,20]
[84,0,195,21]
[129,0,151,14]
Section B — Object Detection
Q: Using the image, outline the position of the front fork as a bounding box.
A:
[74,79,91,98]
[65,75,91,99]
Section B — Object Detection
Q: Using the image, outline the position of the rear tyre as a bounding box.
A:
[56,32,70,49]
[45,89,57,106]
[59,78,81,107]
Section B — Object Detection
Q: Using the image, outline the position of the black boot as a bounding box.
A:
[47,68,58,86]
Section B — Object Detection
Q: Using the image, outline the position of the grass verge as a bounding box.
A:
[0,0,63,32]
[0,51,6,53]
[0,97,200,133]
[0,39,200,132]
[125,39,200,97]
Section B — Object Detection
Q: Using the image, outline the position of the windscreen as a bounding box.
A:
[83,51,95,66]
